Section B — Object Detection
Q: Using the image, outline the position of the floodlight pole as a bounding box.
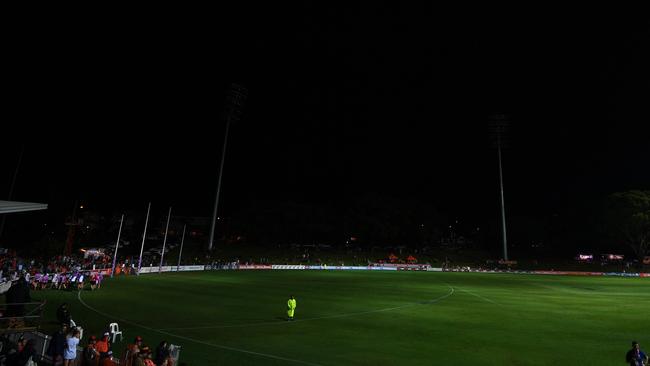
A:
[208,118,231,251]
[497,133,508,261]
[208,84,248,251]
[489,115,510,261]
[137,202,151,275]
[0,145,25,240]
[159,206,172,273]
[177,224,186,271]
[111,214,125,278]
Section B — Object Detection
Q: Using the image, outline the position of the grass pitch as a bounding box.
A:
[29,270,649,365]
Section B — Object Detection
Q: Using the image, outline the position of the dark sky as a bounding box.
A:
[2,7,649,227]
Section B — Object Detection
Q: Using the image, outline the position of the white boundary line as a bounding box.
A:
[77,291,323,366]
[158,286,455,331]
[450,286,499,305]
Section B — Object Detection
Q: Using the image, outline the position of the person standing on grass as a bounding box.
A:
[627,341,648,366]
[90,272,98,290]
[41,272,49,289]
[287,295,297,321]
[77,272,85,290]
[64,329,80,366]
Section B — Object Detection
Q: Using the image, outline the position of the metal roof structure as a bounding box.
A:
[0,200,48,214]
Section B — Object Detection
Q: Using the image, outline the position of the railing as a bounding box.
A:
[0,301,47,332]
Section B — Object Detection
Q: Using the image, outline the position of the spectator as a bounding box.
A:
[8,339,37,366]
[139,346,156,366]
[16,336,26,352]
[133,347,147,366]
[4,337,22,366]
[52,273,60,289]
[96,332,111,359]
[83,335,100,366]
[5,276,31,318]
[626,341,648,366]
[133,355,145,366]
[57,303,72,326]
[90,272,98,290]
[155,341,171,366]
[47,323,69,365]
[123,336,143,366]
[64,328,80,366]
[77,272,85,290]
[101,351,118,366]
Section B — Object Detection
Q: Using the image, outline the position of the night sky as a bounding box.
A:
[2,7,649,235]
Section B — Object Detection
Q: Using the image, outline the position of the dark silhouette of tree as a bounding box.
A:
[607,190,650,266]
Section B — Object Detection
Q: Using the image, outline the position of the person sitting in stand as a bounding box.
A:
[17,336,26,352]
[10,339,37,366]
[5,336,27,366]
[122,336,143,366]
[83,335,100,366]
[101,351,118,366]
[139,346,156,366]
[95,332,111,360]
[155,341,172,366]
[133,351,144,366]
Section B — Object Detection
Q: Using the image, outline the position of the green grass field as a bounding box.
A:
[28,270,649,365]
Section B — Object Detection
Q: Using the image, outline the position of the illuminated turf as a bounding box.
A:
[30,271,649,365]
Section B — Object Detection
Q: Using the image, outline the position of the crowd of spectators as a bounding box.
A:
[46,302,177,365]
[0,253,111,304]
[2,335,37,366]
[48,320,175,366]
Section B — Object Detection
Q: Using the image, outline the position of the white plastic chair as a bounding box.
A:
[109,322,122,343]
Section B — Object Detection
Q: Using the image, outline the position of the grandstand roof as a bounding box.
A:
[0,200,48,214]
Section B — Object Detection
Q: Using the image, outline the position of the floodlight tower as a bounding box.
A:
[208,83,248,251]
[0,145,24,240]
[489,114,510,261]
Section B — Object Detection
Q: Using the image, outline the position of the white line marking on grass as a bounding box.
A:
[77,291,323,366]
[450,286,499,305]
[158,286,455,331]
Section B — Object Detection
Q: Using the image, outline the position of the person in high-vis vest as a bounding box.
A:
[287,295,297,321]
